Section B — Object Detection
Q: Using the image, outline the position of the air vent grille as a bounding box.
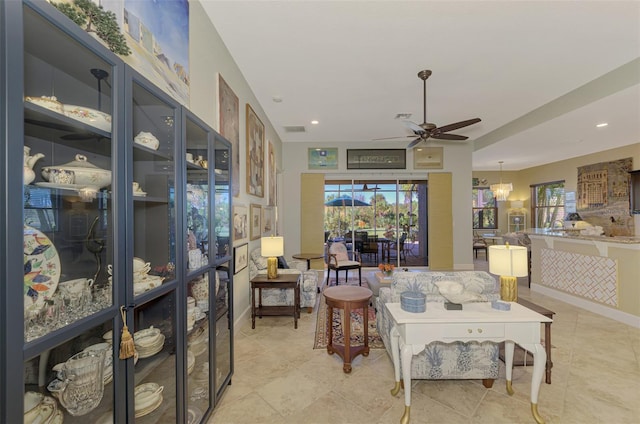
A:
[284,125,306,133]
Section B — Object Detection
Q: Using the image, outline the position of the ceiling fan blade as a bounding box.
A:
[403,120,426,134]
[372,135,414,141]
[435,118,481,134]
[431,133,468,141]
[407,137,423,148]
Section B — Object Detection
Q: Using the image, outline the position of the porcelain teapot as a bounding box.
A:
[23,146,45,185]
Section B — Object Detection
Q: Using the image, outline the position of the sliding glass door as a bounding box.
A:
[324,179,428,267]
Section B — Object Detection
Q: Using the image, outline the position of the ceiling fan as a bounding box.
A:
[377,70,481,148]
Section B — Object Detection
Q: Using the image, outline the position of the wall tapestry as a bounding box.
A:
[577,157,633,236]
[246,104,264,198]
[218,74,240,197]
[61,0,191,105]
[268,141,276,206]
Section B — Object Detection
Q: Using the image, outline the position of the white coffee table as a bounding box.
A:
[386,302,552,424]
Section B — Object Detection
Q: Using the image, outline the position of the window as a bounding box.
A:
[531,181,565,229]
[472,188,497,229]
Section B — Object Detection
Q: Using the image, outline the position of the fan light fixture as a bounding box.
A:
[490,161,512,201]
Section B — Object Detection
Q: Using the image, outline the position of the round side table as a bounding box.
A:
[323,285,373,373]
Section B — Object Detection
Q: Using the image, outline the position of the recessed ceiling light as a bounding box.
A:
[272,96,283,103]
[311,120,319,125]
[395,113,412,119]
[596,122,608,128]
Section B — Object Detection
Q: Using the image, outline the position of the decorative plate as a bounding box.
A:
[63,104,112,132]
[24,226,60,317]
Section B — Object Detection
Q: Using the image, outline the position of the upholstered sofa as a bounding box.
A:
[376,271,500,386]
[249,248,318,311]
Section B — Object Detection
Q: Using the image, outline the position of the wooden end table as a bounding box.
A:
[499,297,555,384]
[291,253,324,270]
[250,273,301,329]
[323,286,373,373]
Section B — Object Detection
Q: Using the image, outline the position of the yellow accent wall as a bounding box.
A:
[428,172,453,270]
[300,173,325,269]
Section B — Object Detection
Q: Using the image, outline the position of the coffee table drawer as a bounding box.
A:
[443,323,505,339]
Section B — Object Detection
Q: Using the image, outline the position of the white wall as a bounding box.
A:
[189,1,284,321]
[281,141,476,270]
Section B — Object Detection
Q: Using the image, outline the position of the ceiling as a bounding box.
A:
[201,1,640,171]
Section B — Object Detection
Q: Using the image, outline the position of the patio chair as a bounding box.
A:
[389,232,407,261]
[326,242,361,287]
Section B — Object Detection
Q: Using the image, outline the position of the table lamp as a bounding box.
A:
[261,236,284,279]
[488,244,528,301]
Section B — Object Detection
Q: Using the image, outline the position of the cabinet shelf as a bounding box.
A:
[25,102,112,155]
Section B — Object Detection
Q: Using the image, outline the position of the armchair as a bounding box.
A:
[248,248,318,312]
[326,242,362,287]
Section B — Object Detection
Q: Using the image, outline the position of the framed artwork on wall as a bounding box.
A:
[413,147,443,169]
[346,149,406,169]
[232,204,248,245]
[250,203,262,240]
[218,73,240,197]
[262,206,274,235]
[234,243,248,274]
[246,104,264,198]
[308,148,338,170]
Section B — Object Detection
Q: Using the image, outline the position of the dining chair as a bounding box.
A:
[326,242,362,287]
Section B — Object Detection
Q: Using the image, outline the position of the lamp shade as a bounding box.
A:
[488,245,528,277]
[261,236,284,257]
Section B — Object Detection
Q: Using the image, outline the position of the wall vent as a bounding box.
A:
[284,125,306,133]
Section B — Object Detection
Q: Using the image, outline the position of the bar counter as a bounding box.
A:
[527,229,640,328]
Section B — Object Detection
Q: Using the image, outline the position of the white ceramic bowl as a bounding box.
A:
[63,104,112,132]
[134,382,164,410]
[134,131,160,150]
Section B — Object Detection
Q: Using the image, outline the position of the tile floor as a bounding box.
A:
[209,264,640,424]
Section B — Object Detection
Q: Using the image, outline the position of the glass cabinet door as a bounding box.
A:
[185,115,210,273]
[21,3,120,423]
[129,71,179,422]
[214,138,231,261]
[213,136,233,403]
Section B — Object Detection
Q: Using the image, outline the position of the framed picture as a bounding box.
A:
[218,73,240,197]
[308,148,338,170]
[232,204,248,245]
[250,203,262,240]
[234,243,248,274]
[268,141,276,206]
[246,104,264,198]
[413,147,443,169]
[346,149,406,169]
[262,206,274,235]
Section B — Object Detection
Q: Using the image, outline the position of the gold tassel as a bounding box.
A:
[119,306,136,359]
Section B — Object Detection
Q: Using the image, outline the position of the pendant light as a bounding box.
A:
[490,161,512,201]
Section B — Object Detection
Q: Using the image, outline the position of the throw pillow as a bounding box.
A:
[434,279,482,304]
[277,256,289,269]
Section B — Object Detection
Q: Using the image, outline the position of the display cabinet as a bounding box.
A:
[1,1,233,422]
[508,211,527,233]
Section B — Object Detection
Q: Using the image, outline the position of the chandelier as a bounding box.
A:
[490,161,512,201]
